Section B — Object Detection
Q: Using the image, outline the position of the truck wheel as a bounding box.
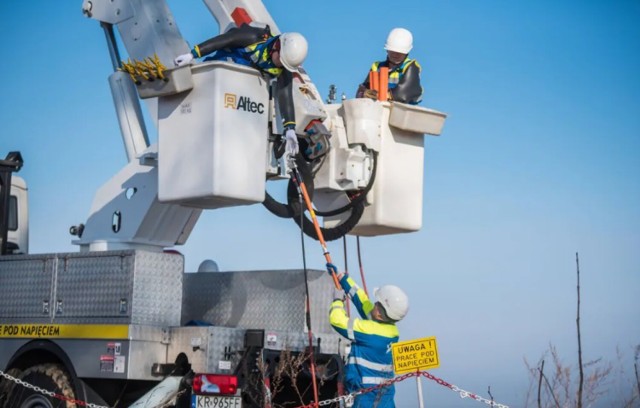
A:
[6,364,76,408]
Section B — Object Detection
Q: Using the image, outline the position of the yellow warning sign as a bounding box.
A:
[391,336,439,374]
[0,324,129,339]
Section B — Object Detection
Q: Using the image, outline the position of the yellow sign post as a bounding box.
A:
[392,336,439,408]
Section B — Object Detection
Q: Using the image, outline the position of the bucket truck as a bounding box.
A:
[0,0,446,407]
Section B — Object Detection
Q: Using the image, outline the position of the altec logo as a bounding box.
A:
[224,93,264,114]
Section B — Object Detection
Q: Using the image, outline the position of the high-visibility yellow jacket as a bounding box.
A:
[330,274,399,407]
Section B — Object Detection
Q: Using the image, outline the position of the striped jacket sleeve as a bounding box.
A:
[339,274,374,319]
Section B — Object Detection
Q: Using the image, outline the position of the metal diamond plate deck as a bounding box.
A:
[182,269,335,334]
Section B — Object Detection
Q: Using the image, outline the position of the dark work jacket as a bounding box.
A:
[191,24,296,127]
[358,56,423,105]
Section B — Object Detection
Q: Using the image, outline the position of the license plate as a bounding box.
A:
[191,394,242,408]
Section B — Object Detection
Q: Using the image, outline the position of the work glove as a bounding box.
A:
[363,89,378,100]
[174,52,194,67]
[326,263,339,277]
[284,128,299,156]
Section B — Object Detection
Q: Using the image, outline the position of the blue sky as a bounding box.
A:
[1,1,639,406]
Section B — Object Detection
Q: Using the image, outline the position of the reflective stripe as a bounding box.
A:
[348,356,393,372]
[347,321,355,340]
[0,324,129,339]
[353,318,399,339]
[362,376,388,385]
[344,276,374,317]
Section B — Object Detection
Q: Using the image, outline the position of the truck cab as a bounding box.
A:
[0,152,28,256]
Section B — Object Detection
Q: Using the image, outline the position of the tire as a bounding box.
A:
[5,364,76,408]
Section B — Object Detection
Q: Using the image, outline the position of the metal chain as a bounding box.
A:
[1,369,110,408]
[4,368,510,408]
[450,384,510,408]
[294,370,510,408]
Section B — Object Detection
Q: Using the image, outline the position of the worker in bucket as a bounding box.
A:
[327,263,409,407]
[356,27,423,104]
[174,24,308,157]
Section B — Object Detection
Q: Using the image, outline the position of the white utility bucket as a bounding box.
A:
[326,100,447,236]
[157,61,269,209]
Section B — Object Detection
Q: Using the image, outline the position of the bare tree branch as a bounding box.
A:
[540,366,561,408]
[576,252,584,408]
[537,360,544,408]
[635,345,640,402]
[488,385,494,407]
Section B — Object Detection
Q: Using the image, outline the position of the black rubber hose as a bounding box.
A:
[263,190,294,218]
[261,155,367,241]
[289,195,365,242]
[263,150,377,218]
[262,155,313,219]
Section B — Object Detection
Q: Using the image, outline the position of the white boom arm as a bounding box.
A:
[201,0,280,34]
[75,0,446,252]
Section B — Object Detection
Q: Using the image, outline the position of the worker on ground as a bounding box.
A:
[174,24,308,157]
[356,27,423,104]
[327,263,409,407]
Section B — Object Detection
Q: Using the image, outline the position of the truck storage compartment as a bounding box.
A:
[176,268,345,404]
[157,61,270,209]
[0,250,183,326]
[181,269,342,354]
[181,269,335,336]
[50,326,168,380]
[168,326,341,375]
[0,256,56,321]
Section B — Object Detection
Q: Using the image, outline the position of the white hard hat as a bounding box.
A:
[278,32,308,72]
[384,28,413,54]
[374,285,409,321]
